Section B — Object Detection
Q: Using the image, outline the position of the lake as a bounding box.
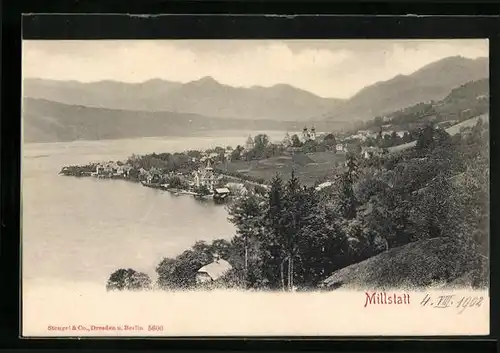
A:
[22,131,286,287]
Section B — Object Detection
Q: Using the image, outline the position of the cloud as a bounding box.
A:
[22,39,488,98]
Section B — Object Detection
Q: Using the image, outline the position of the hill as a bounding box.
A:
[22,98,345,143]
[22,77,343,122]
[323,56,488,122]
[387,113,489,153]
[320,237,488,290]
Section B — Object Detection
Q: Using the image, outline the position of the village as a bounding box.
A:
[60,108,484,207]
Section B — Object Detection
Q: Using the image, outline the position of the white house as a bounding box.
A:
[196,257,233,284]
[315,181,334,191]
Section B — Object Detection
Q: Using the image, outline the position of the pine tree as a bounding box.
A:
[266,173,287,289]
[227,193,263,288]
[284,170,301,290]
[338,154,359,220]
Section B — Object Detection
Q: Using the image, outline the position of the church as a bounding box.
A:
[192,159,216,192]
[302,126,317,142]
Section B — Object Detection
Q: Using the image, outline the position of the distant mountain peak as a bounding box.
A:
[322,54,488,122]
[189,76,220,85]
[142,78,169,84]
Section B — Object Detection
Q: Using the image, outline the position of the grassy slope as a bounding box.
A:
[224,152,346,187]
[320,237,488,290]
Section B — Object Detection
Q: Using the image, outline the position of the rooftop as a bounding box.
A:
[197,259,233,281]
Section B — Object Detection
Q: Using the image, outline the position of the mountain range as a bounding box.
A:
[22,98,347,143]
[22,55,489,143]
[23,76,343,122]
[321,55,488,122]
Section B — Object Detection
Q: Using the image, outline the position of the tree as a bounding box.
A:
[413,174,453,241]
[186,150,202,160]
[365,137,376,147]
[272,170,316,291]
[156,257,179,289]
[106,268,152,291]
[302,139,318,153]
[194,184,211,196]
[210,239,232,260]
[283,133,292,148]
[264,174,287,289]
[254,134,270,152]
[231,145,244,161]
[416,124,435,150]
[402,132,412,143]
[374,116,383,126]
[346,142,362,156]
[323,133,337,151]
[282,170,302,290]
[227,192,264,286]
[168,175,188,189]
[291,134,302,147]
[333,154,359,220]
[390,131,400,147]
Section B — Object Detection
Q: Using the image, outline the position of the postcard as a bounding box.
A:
[21,38,489,337]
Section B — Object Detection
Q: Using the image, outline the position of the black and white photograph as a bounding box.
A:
[21,38,490,336]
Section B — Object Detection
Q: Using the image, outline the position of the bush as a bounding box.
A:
[106,268,152,291]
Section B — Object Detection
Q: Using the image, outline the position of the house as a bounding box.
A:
[336,143,346,152]
[357,130,370,135]
[214,187,231,202]
[122,165,133,177]
[196,256,233,284]
[115,166,125,176]
[315,181,334,191]
[350,133,368,141]
[396,130,409,138]
[96,163,117,177]
[361,146,383,159]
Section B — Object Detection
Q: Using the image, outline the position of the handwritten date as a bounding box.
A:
[420,294,484,314]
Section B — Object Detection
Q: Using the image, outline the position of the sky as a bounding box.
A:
[22,39,488,99]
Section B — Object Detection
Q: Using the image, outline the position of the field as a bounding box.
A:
[223,151,347,186]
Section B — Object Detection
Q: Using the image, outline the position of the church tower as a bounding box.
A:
[245,135,255,150]
[310,126,316,141]
[302,126,310,142]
